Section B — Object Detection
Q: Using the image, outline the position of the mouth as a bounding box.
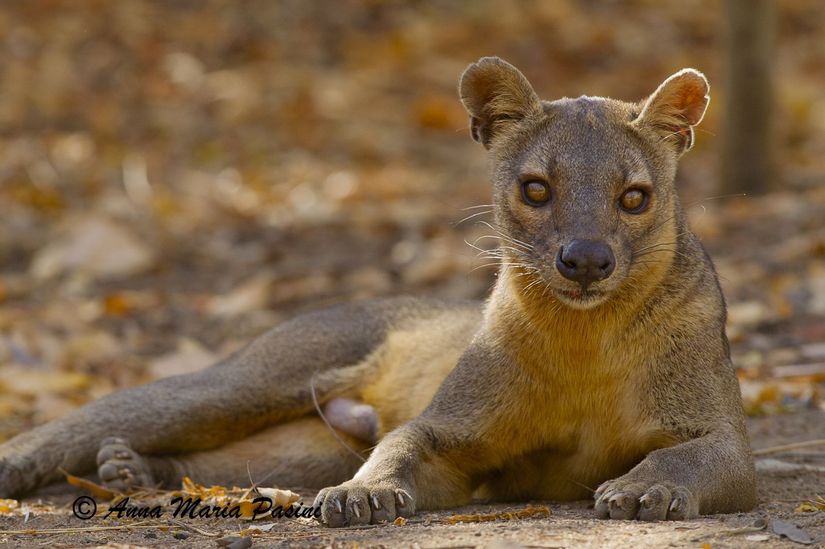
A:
[553,287,608,308]
[513,271,613,310]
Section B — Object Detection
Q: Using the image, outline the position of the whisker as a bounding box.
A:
[473,234,533,253]
[475,221,535,251]
[497,245,530,256]
[567,478,597,494]
[633,247,693,261]
[469,261,530,273]
[633,245,686,257]
[453,209,493,226]
[686,192,746,205]
[523,278,544,294]
[633,234,690,254]
[464,238,496,255]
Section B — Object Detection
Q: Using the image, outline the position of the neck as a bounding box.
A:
[489,267,623,331]
[483,251,675,376]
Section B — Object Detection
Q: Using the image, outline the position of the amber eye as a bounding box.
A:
[619,189,649,213]
[521,181,551,206]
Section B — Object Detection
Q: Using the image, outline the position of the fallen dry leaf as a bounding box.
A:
[727,301,772,328]
[0,499,19,513]
[63,470,117,500]
[102,292,137,316]
[175,477,300,519]
[254,487,300,507]
[0,367,93,395]
[178,476,230,500]
[739,378,822,416]
[770,518,814,545]
[148,339,216,380]
[443,505,551,524]
[796,495,825,513]
[30,217,156,280]
[206,274,273,317]
[239,522,278,536]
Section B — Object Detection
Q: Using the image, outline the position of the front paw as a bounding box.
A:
[313,480,414,527]
[594,478,698,521]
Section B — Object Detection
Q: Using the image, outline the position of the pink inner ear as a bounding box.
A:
[675,83,708,126]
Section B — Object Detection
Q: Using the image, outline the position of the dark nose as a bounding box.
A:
[555,240,616,289]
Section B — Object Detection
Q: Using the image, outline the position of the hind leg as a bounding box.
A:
[97,417,371,492]
[0,299,422,497]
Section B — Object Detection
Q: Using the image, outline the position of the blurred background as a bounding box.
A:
[0,0,823,442]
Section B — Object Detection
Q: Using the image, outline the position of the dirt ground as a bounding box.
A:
[0,409,821,548]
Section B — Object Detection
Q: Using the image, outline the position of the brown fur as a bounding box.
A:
[0,58,754,526]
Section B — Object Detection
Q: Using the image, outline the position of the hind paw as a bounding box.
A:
[96,437,154,493]
[0,457,29,498]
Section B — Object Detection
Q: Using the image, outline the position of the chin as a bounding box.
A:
[552,287,610,310]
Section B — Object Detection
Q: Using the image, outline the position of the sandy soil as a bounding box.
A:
[1,410,823,548]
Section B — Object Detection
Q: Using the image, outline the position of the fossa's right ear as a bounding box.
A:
[459,57,543,148]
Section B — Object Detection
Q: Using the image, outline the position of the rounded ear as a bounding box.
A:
[633,68,710,155]
[458,57,543,148]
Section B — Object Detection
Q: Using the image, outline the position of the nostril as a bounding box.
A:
[558,247,577,269]
[598,257,616,279]
[555,249,576,279]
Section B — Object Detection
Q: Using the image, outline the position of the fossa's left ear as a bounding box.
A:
[633,68,710,155]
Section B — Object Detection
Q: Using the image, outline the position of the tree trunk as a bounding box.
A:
[721,0,776,194]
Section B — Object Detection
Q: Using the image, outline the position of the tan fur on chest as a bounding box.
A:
[478,279,676,497]
[510,328,661,458]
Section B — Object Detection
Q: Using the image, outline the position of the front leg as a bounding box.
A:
[314,418,480,526]
[314,341,513,526]
[595,429,756,521]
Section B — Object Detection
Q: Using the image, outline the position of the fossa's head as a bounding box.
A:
[459,57,709,310]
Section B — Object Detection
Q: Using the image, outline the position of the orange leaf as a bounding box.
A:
[63,470,117,500]
[0,499,19,513]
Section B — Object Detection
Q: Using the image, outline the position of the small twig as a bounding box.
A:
[1,521,157,535]
[5,520,222,538]
[753,439,825,456]
[239,461,257,502]
[169,519,221,537]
